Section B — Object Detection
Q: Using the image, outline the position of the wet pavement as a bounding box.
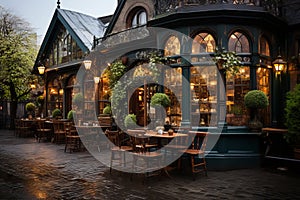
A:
[1,129,300,199]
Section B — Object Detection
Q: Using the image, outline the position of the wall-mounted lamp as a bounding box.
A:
[38,66,45,75]
[94,76,100,84]
[30,83,36,90]
[272,55,287,74]
[83,60,92,70]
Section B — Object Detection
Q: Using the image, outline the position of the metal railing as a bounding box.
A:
[154,0,281,16]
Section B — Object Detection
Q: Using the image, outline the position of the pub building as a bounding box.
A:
[33,0,300,169]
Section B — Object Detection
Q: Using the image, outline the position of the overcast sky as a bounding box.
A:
[0,0,118,44]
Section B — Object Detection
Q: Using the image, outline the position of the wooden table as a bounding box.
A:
[145,131,187,148]
[261,127,288,156]
[144,130,189,178]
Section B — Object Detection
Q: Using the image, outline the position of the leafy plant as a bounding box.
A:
[25,102,35,112]
[285,84,300,144]
[0,7,38,128]
[67,110,75,121]
[124,114,137,129]
[107,60,127,89]
[150,93,171,108]
[72,93,84,106]
[52,108,62,119]
[213,47,242,75]
[103,105,111,115]
[244,90,269,109]
[37,95,44,104]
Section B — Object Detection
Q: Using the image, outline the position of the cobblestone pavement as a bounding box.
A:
[1,129,300,199]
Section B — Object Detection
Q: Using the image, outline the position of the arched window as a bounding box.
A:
[164,36,181,56]
[259,36,270,56]
[192,32,216,53]
[228,32,250,53]
[131,9,147,28]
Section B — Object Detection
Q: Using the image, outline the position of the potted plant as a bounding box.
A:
[52,108,62,119]
[67,110,75,122]
[72,93,84,107]
[284,84,300,158]
[102,105,112,116]
[150,93,171,127]
[244,90,269,132]
[25,102,36,119]
[124,114,137,130]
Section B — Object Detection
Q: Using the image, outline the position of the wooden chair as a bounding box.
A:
[14,119,21,137]
[127,129,157,152]
[163,127,190,167]
[127,129,162,181]
[64,122,81,153]
[18,119,32,138]
[179,131,208,180]
[36,119,52,142]
[106,130,133,174]
[52,120,66,144]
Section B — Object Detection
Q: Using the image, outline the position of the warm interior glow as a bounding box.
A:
[59,89,64,95]
[38,66,45,75]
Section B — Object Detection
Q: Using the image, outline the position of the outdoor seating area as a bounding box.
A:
[14,117,86,153]
[14,116,209,180]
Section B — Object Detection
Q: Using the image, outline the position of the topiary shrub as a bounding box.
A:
[244,90,269,132]
[103,105,111,115]
[37,95,44,105]
[52,108,62,119]
[67,110,75,121]
[150,93,171,108]
[244,90,269,109]
[285,84,300,145]
[25,102,36,113]
[72,93,84,106]
[124,114,137,129]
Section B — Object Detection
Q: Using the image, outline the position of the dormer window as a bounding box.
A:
[127,8,147,28]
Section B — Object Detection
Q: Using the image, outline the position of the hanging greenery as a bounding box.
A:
[107,60,127,89]
[109,51,164,123]
[213,47,242,75]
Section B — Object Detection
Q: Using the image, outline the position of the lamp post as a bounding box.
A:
[273,54,286,76]
[83,60,92,70]
[38,65,45,75]
[271,54,287,127]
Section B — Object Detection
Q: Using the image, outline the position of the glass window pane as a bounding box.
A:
[260,37,270,56]
[164,36,181,56]
[192,33,216,53]
[190,66,218,126]
[226,67,250,126]
[139,11,147,25]
[228,32,250,53]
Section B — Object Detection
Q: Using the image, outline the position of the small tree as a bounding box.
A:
[285,84,300,145]
[244,90,269,132]
[0,6,38,128]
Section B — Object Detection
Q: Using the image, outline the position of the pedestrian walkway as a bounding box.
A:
[0,129,300,199]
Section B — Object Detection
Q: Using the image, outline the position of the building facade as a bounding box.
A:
[34,0,300,169]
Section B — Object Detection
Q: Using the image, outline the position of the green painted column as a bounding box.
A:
[181,66,191,128]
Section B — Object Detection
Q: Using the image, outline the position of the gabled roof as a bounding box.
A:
[34,8,107,70]
[58,9,106,50]
[103,0,126,37]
